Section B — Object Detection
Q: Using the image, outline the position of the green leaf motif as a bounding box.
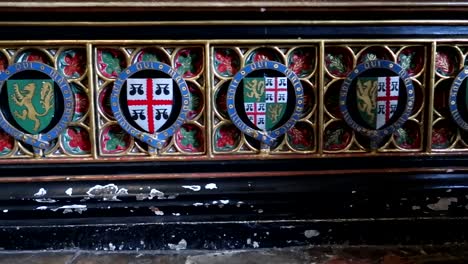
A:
[180,127,199,148]
[189,94,200,110]
[177,54,195,75]
[102,52,122,75]
[142,53,159,62]
[106,130,127,151]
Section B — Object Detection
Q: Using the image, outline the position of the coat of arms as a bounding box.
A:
[7,79,55,134]
[340,60,414,149]
[243,77,287,130]
[227,61,304,147]
[111,61,190,151]
[126,78,173,133]
[356,76,399,129]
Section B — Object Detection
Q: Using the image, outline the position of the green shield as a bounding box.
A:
[7,79,55,134]
[356,77,377,128]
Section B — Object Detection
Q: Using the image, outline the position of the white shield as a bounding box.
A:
[376,76,399,129]
[126,78,173,133]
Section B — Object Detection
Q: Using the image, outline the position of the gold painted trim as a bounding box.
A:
[426,42,436,152]
[0,167,466,183]
[0,2,468,9]
[2,20,468,27]
[87,43,98,159]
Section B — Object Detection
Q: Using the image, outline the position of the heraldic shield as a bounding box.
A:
[126,78,173,134]
[243,77,287,131]
[7,79,55,134]
[356,76,399,129]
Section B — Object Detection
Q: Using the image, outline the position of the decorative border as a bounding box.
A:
[449,67,468,131]
[0,62,74,151]
[111,61,190,149]
[339,60,415,146]
[227,61,304,145]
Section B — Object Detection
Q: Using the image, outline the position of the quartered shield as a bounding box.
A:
[126,78,173,133]
[243,77,287,131]
[7,79,55,134]
[356,76,399,129]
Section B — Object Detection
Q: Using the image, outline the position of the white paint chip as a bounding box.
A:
[427,197,458,211]
[182,185,201,192]
[168,239,187,250]
[2,210,7,213]
[304,230,320,238]
[36,206,48,210]
[34,188,47,197]
[65,188,73,196]
[205,183,218,190]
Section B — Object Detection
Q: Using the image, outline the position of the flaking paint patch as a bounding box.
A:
[205,183,218,190]
[87,184,128,201]
[35,206,47,210]
[34,188,47,197]
[304,230,320,238]
[51,204,87,214]
[65,188,73,196]
[193,203,203,206]
[149,206,164,215]
[168,239,187,250]
[34,198,57,203]
[137,188,165,200]
[427,197,458,211]
[182,185,201,191]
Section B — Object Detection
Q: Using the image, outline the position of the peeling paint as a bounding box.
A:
[427,197,458,211]
[182,185,201,192]
[34,188,47,197]
[168,239,187,250]
[220,200,229,204]
[304,230,320,238]
[51,204,87,214]
[205,183,218,190]
[108,243,116,251]
[193,203,203,206]
[136,188,165,201]
[252,241,260,248]
[149,206,164,215]
[87,184,128,201]
[35,206,48,210]
[34,198,57,203]
[65,188,73,196]
[2,210,7,213]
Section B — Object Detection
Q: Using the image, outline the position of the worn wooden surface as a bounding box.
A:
[0,247,467,264]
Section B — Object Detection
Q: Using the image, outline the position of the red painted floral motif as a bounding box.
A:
[25,53,47,63]
[215,50,239,76]
[0,131,13,153]
[67,128,91,152]
[288,125,313,149]
[63,52,85,77]
[435,51,454,76]
[432,127,452,148]
[289,51,313,76]
[74,91,89,118]
[0,57,7,72]
[253,51,275,62]
[216,125,239,150]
